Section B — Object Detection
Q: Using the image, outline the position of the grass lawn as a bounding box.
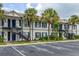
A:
[0,39,78,45]
[11,41,31,44]
[0,42,6,45]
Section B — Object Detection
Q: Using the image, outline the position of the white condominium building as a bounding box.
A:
[0,10,78,42]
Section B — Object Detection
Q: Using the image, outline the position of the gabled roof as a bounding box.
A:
[59,19,68,24]
[4,10,23,17]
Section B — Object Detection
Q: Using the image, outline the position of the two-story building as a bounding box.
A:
[0,10,78,42]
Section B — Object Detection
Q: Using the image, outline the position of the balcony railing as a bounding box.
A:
[2,26,22,30]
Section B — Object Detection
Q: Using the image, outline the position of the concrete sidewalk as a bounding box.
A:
[0,40,79,47]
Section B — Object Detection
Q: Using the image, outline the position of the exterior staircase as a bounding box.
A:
[15,32,30,41]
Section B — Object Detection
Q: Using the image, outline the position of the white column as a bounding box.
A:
[4,32,8,42]
[4,20,8,27]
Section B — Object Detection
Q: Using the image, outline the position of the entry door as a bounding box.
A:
[8,32,10,41]
[12,20,16,28]
[12,32,16,41]
[8,19,11,28]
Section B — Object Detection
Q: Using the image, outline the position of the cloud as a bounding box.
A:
[25,3,42,16]
[2,7,23,13]
[35,4,42,16]
[35,3,79,19]
[26,3,33,8]
[3,3,79,19]
[35,3,61,16]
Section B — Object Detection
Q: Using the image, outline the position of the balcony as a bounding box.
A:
[2,26,22,30]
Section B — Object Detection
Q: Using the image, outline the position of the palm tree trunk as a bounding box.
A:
[76,24,77,35]
[48,22,50,40]
[29,20,32,41]
[32,21,33,41]
[72,25,74,39]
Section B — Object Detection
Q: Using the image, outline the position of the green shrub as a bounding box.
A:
[38,35,64,41]
[0,35,4,42]
[43,36,48,40]
[74,35,79,39]
[59,37,64,40]
[38,37,44,41]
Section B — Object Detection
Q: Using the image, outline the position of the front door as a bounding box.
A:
[8,32,10,41]
[12,32,16,41]
[8,19,11,28]
[12,20,16,28]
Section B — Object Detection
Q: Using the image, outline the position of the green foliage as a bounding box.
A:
[68,15,79,24]
[74,35,79,39]
[0,4,4,19]
[0,35,4,42]
[66,33,74,40]
[53,23,59,30]
[38,34,64,41]
[24,8,37,21]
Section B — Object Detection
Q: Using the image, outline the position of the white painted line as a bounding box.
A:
[69,43,79,46]
[43,44,72,51]
[31,45,54,54]
[11,47,26,56]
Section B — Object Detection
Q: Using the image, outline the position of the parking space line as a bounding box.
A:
[11,47,26,56]
[31,45,54,54]
[42,44,72,51]
[68,43,79,46]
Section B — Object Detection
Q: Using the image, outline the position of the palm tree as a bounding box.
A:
[24,8,37,40]
[42,8,59,40]
[0,3,4,20]
[0,3,4,28]
[68,15,79,39]
[52,10,59,36]
[0,4,4,41]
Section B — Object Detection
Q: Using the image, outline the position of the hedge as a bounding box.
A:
[74,35,79,39]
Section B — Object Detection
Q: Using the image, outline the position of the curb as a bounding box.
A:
[0,40,79,47]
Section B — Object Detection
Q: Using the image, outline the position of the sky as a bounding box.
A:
[2,3,79,19]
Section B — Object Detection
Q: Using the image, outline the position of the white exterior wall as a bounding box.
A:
[22,21,53,40]
[77,24,79,35]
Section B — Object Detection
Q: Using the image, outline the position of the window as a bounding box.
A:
[19,32,21,38]
[25,32,30,38]
[2,20,3,26]
[2,32,4,37]
[35,21,41,28]
[28,32,30,38]
[51,32,58,36]
[19,20,21,26]
[24,20,30,27]
[59,24,62,30]
[73,25,76,29]
[64,24,69,30]
[35,32,41,38]
[42,32,47,37]
[0,20,2,26]
[51,23,53,28]
[42,22,47,28]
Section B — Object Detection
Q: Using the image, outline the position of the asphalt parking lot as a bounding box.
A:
[0,41,79,56]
